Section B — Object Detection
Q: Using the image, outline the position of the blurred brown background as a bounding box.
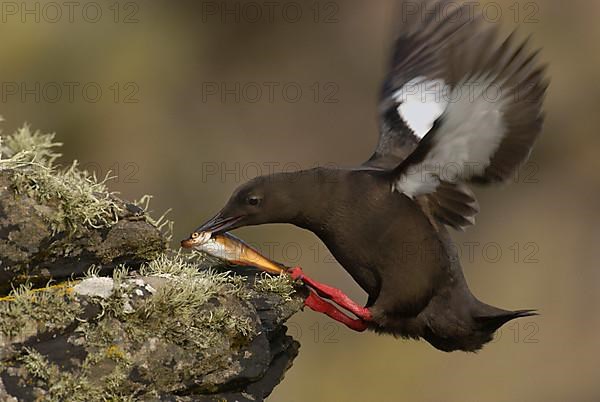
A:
[0,0,598,401]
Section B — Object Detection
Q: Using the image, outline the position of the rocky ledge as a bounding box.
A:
[0,125,306,401]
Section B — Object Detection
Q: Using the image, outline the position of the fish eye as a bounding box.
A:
[247,196,261,206]
[191,232,200,239]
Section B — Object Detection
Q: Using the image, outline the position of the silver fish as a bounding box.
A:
[181,231,287,275]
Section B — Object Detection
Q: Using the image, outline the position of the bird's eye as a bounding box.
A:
[247,196,261,206]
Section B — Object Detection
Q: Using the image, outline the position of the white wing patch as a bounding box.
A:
[394,76,508,198]
[393,77,450,139]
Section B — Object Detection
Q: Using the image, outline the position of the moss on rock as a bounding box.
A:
[0,122,306,401]
[0,125,167,293]
[0,255,305,401]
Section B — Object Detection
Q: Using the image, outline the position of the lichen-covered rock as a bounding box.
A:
[0,258,306,401]
[0,124,307,400]
[0,170,166,294]
[0,125,167,294]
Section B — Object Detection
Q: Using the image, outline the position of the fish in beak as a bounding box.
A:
[181,231,287,275]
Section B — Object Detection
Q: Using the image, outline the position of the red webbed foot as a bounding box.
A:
[288,266,373,330]
[304,291,369,332]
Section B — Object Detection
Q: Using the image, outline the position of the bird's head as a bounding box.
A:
[193,174,301,235]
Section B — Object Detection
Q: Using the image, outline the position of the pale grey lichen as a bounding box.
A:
[0,124,62,166]
[19,347,51,381]
[133,253,255,347]
[0,123,121,233]
[1,256,261,399]
[0,282,82,345]
[17,346,134,402]
[0,122,302,400]
[134,194,174,242]
[73,277,115,299]
[254,272,296,302]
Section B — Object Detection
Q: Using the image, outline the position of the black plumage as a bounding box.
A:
[192,0,548,352]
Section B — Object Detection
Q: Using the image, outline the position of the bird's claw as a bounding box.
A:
[287,266,304,282]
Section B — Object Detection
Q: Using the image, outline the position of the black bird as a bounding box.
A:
[192,0,548,352]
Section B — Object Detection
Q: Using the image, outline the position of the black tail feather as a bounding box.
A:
[475,309,539,332]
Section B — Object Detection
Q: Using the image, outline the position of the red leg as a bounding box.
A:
[288,267,372,321]
[304,291,368,332]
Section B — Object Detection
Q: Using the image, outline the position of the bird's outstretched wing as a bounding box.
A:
[364,0,477,169]
[366,0,548,230]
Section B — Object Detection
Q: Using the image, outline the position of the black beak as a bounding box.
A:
[195,212,244,235]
